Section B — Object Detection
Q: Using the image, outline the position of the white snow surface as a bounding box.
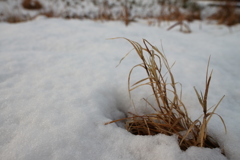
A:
[0,18,240,160]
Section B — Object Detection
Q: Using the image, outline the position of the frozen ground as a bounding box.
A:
[0,18,240,160]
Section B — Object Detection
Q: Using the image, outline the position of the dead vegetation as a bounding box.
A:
[0,0,239,29]
[208,1,240,26]
[22,0,43,10]
[105,38,226,152]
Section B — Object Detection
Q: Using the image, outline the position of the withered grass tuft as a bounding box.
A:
[106,38,227,152]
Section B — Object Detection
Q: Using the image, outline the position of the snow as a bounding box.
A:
[0,18,240,160]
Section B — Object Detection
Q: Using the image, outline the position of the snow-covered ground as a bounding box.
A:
[0,18,240,160]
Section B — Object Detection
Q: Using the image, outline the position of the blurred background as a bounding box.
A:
[0,0,239,27]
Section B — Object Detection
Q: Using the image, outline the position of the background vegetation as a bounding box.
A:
[0,0,239,27]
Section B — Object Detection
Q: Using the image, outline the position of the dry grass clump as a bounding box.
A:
[156,4,202,33]
[106,38,226,152]
[208,1,240,26]
[5,15,26,23]
[167,19,191,33]
[3,13,32,23]
[22,0,43,10]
